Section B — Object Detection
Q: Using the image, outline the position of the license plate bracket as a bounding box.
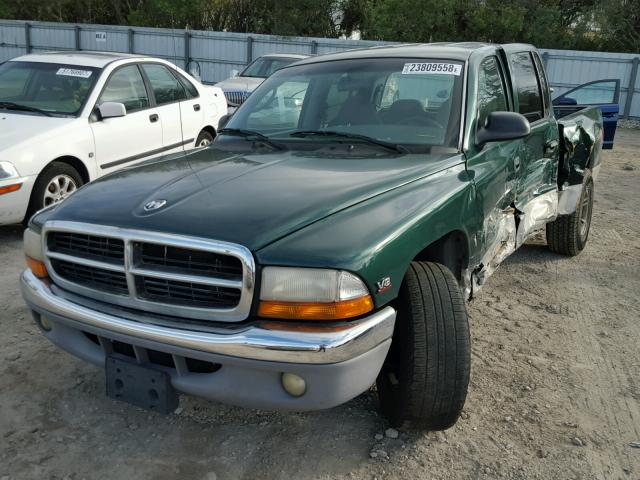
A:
[105,355,179,414]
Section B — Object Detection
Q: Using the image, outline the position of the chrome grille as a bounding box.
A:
[48,231,124,264]
[51,258,128,295]
[223,90,250,107]
[43,221,255,322]
[136,276,241,309]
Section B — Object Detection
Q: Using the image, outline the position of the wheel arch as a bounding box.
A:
[45,155,91,184]
[411,229,470,283]
[199,125,217,140]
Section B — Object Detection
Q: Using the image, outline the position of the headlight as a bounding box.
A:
[0,162,19,180]
[258,267,373,320]
[24,228,48,278]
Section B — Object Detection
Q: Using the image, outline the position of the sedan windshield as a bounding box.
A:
[0,61,100,115]
[226,58,464,150]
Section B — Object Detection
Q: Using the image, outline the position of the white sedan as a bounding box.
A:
[0,51,227,225]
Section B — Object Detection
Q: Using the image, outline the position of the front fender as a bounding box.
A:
[256,163,478,308]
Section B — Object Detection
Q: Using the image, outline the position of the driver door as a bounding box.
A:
[90,64,163,176]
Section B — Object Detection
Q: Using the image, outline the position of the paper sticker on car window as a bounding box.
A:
[402,63,462,76]
[56,68,93,79]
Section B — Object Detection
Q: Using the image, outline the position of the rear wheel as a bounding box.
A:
[26,161,83,222]
[195,130,214,148]
[377,261,471,430]
[546,170,594,256]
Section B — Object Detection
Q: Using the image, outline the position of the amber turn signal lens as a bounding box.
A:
[26,256,49,279]
[258,295,374,320]
[0,183,22,196]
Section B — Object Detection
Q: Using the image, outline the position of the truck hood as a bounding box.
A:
[47,147,463,250]
[216,76,264,93]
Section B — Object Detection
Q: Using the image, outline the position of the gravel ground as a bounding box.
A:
[1,129,639,480]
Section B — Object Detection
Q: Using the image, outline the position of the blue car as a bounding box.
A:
[553,79,621,149]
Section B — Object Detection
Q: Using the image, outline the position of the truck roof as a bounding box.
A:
[10,51,151,68]
[293,42,534,65]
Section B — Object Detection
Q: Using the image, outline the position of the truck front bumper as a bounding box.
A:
[21,269,396,411]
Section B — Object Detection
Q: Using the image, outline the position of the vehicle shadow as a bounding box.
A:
[0,224,24,253]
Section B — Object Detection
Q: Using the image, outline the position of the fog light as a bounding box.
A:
[281,372,306,397]
[38,314,52,332]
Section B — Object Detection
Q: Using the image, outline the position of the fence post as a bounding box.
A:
[246,36,253,64]
[184,31,191,68]
[623,57,639,119]
[24,22,31,53]
[541,51,549,69]
[311,40,318,54]
[128,28,134,53]
[74,25,81,50]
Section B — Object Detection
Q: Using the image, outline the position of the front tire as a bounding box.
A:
[25,161,83,222]
[377,261,471,430]
[546,170,594,256]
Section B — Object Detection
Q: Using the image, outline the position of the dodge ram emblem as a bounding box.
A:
[143,199,167,211]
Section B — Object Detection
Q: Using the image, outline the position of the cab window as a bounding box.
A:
[477,56,508,129]
[99,65,149,113]
[141,64,187,105]
[509,52,544,122]
[176,72,199,98]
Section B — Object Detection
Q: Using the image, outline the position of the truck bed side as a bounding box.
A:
[556,106,603,189]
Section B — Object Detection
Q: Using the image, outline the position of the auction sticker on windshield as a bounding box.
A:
[402,63,462,75]
[56,68,93,78]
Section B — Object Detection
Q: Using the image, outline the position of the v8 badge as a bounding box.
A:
[376,276,392,293]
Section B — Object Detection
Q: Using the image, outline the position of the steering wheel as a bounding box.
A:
[398,115,444,129]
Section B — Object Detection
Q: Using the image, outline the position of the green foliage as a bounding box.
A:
[0,0,636,52]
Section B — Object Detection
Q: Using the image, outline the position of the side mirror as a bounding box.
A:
[98,102,126,119]
[218,113,232,129]
[230,69,239,78]
[476,112,530,147]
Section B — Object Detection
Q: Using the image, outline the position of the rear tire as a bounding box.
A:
[546,170,594,256]
[25,161,83,223]
[377,261,470,430]
[195,130,214,148]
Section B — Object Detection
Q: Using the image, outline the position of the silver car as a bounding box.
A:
[216,54,308,108]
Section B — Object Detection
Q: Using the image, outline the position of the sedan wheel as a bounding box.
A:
[43,174,78,207]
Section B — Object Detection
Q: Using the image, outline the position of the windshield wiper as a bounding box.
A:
[219,128,286,150]
[290,130,408,154]
[0,102,53,117]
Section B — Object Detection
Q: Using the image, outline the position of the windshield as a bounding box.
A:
[240,57,301,78]
[226,58,464,150]
[0,61,100,115]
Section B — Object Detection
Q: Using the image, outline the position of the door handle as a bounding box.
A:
[193,104,201,111]
[149,114,159,123]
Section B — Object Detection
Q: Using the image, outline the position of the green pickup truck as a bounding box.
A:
[21,43,609,430]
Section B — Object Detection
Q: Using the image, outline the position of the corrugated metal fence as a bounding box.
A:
[1,19,639,118]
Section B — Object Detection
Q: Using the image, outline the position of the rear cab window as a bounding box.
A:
[509,52,544,122]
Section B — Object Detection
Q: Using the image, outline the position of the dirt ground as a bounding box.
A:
[1,129,639,480]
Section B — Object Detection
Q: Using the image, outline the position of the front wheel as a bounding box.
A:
[546,170,594,256]
[377,261,471,430]
[26,161,83,222]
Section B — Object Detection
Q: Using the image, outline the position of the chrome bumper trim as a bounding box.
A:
[21,269,396,364]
